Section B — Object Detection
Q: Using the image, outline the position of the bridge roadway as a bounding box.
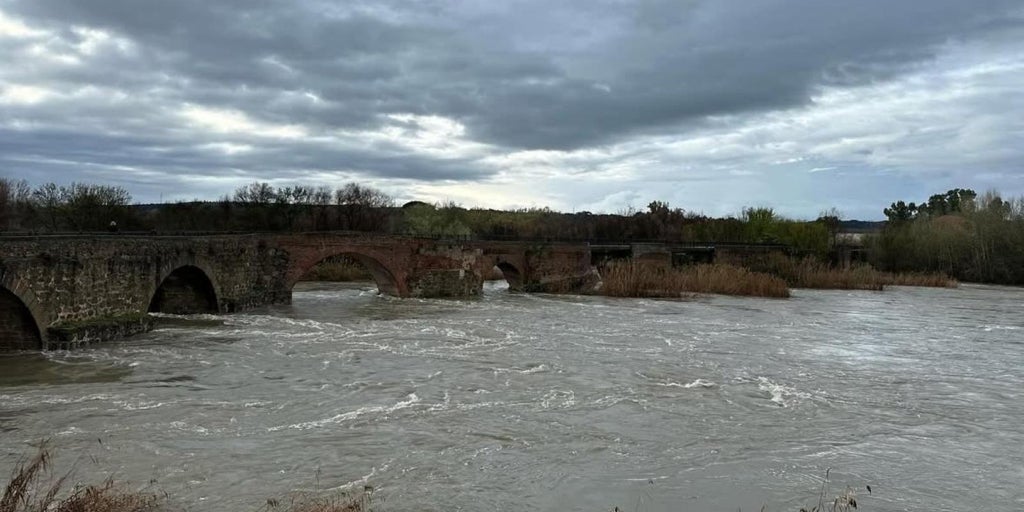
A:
[0,233,599,351]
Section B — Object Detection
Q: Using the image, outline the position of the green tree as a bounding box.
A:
[883,200,917,223]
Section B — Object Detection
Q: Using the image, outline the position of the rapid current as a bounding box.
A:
[1,281,1022,511]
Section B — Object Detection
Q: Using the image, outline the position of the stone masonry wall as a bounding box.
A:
[473,242,598,293]
[0,234,595,350]
[0,235,290,348]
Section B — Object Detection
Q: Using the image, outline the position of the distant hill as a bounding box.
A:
[838,220,885,233]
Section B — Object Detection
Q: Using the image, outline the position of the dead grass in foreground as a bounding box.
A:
[1,443,162,512]
[3,444,373,512]
[598,262,791,298]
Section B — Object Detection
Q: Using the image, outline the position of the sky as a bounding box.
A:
[1,1,1022,220]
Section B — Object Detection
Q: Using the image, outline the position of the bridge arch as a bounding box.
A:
[149,265,220,314]
[0,284,43,351]
[295,251,401,296]
[494,261,524,291]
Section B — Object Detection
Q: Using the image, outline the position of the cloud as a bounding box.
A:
[0,1,1022,219]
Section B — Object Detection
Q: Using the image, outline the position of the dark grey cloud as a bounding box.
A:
[0,126,486,186]
[1,0,1023,215]
[7,0,1018,149]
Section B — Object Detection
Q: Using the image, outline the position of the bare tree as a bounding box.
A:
[334,182,394,231]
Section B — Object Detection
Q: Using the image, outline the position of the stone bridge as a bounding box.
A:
[0,233,598,351]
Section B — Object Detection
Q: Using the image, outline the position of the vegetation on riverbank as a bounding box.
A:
[5,177,1022,287]
[0,178,839,256]
[597,262,791,298]
[596,255,955,298]
[870,189,1024,285]
[747,254,957,290]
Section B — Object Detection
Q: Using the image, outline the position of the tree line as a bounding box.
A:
[0,178,837,254]
[870,188,1024,285]
[7,178,1024,284]
[0,179,136,232]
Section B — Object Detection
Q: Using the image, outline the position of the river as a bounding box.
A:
[1,282,1022,511]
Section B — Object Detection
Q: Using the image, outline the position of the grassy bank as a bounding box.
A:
[750,255,958,290]
[300,256,373,282]
[598,262,791,298]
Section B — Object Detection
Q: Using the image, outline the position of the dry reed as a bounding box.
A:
[598,262,790,298]
[752,254,957,290]
[881,271,958,288]
[4,444,374,512]
[1,443,162,512]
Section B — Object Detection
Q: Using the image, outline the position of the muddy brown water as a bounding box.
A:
[1,282,1022,511]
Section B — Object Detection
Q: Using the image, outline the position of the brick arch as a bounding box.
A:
[0,270,46,351]
[493,260,525,291]
[291,249,404,296]
[149,260,223,314]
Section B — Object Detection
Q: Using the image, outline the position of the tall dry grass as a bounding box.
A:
[881,271,958,288]
[3,444,374,512]
[752,254,957,290]
[598,262,790,298]
[1,443,162,512]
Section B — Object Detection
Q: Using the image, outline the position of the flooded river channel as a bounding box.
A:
[1,282,1022,511]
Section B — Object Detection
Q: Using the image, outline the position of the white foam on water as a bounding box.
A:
[113,399,166,411]
[54,426,85,436]
[427,390,452,412]
[684,379,717,389]
[493,364,549,375]
[757,377,810,407]
[169,421,212,435]
[540,389,576,409]
[270,393,421,431]
[983,325,1021,331]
